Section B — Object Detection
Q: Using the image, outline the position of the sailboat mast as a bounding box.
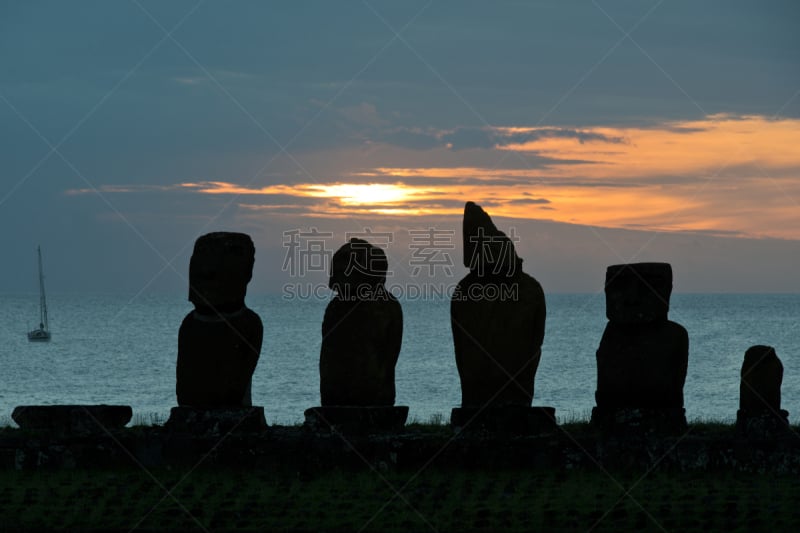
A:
[37,246,48,330]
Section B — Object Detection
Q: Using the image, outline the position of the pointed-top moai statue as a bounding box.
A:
[450,202,552,433]
[175,232,264,410]
[306,238,407,432]
[592,262,689,433]
[736,345,789,437]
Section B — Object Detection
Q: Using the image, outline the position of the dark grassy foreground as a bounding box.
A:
[2,419,800,532]
[1,465,800,532]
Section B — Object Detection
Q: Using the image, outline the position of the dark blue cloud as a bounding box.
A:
[440,127,625,150]
[505,198,551,205]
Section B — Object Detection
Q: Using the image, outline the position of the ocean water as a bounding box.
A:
[1,292,798,426]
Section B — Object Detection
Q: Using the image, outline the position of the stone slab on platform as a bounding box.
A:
[590,407,687,435]
[164,406,267,435]
[735,409,790,439]
[450,406,556,435]
[11,405,132,435]
[304,406,409,433]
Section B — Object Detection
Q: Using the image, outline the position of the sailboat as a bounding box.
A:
[27,246,51,342]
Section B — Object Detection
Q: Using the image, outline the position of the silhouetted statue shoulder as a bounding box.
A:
[176,232,263,408]
[451,201,547,408]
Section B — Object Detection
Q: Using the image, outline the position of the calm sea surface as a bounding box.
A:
[1,293,798,426]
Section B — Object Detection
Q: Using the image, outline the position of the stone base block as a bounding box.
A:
[304,406,409,433]
[735,409,789,439]
[450,406,556,435]
[165,406,267,435]
[590,407,687,435]
[11,405,132,435]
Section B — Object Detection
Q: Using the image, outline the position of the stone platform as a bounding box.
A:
[4,419,800,473]
[735,409,790,438]
[164,406,267,435]
[590,407,688,435]
[450,406,556,435]
[11,405,132,435]
[304,406,409,433]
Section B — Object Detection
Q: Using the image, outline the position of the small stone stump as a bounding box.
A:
[308,238,407,432]
[450,202,552,429]
[176,232,263,408]
[592,263,689,434]
[736,345,789,438]
[12,405,132,436]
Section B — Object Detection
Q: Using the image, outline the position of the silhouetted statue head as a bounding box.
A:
[189,232,255,313]
[329,238,388,296]
[604,262,672,323]
[462,201,521,277]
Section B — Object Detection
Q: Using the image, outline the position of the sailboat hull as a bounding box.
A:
[28,329,51,342]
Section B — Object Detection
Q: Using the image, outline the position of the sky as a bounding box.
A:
[1,0,799,295]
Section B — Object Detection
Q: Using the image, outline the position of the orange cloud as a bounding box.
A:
[79,115,800,239]
[349,115,800,238]
[495,114,800,179]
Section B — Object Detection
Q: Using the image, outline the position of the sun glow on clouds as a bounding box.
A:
[494,114,800,179]
[185,181,430,206]
[312,184,413,205]
[352,115,800,238]
[184,181,457,216]
[84,114,800,239]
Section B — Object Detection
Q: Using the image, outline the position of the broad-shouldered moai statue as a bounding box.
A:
[593,262,688,432]
[451,202,547,409]
[176,232,263,408]
[319,238,403,406]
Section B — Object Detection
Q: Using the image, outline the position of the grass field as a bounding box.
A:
[2,466,800,532]
[2,419,800,531]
